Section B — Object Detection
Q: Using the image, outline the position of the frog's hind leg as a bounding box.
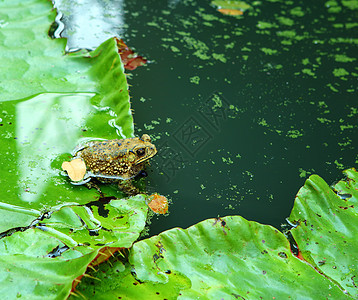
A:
[118,180,140,196]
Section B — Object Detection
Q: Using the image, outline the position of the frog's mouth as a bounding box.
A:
[134,145,157,165]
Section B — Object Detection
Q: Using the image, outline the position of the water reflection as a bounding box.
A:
[16,93,94,203]
[53,0,125,51]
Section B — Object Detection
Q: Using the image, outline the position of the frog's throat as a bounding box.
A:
[135,156,151,165]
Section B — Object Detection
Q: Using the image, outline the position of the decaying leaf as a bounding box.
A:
[212,0,251,16]
[115,38,147,70]
[218,8,244,15]
[147,193,169,214]
[61,158,86,182]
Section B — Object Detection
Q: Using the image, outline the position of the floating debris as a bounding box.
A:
[147,193,169,214]
[218,8,244,15]
[61,158,86,182]
[115,38,147,70]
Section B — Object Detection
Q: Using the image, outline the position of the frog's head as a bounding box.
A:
[133,134,157,165]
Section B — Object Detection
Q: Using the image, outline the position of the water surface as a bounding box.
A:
[55,0,358,234]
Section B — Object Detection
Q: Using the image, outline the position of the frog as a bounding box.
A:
[65,134,157,195]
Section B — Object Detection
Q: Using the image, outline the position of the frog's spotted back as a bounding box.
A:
[76,134,157,180]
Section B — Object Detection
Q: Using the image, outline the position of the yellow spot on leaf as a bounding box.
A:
[61,158,86,182]
[147,193,168,214]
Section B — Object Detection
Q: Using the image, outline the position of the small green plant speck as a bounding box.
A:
[340,124,354,131]
[334,54,356,62]
[342,0,358,10]
[287,129,303,138]
[170,46,180,53]
[144,124,154,130]
[190,76,200,84]
[333,68,349,77]
[317,117,331,124]
[290,7,305,17]
[302,58,310,65]
[299,168,312,178]
[225,42,235,49]
[257,21,277,29]
[212,94,223,109]
[302,68,315,76]
[222,157,234,164]
[276,16,294,26]
[260,48,278,55]
[258,118,268,127]
[334,160,345,169]
[213,53,227,63]
[327,83,339,92]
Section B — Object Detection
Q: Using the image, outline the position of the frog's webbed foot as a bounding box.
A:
[85,180,104,197]
[118,180,141,196]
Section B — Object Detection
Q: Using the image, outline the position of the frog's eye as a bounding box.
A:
[136,148,146,157]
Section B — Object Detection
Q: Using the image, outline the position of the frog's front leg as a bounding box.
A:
[85,180,104,197]
[118,179,140,196]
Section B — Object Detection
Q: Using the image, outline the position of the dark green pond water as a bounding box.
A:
[55,0,358,235]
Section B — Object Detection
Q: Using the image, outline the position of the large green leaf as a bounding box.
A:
[289,168,358,297]
[75,215,349,299]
